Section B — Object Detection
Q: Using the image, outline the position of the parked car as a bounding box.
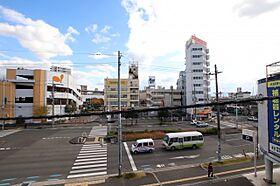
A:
[196,121,209,127]
[131,138,155,154]
[247,116,258,122]
[190,120,198,125]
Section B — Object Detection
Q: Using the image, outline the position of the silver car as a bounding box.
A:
[196,121,209,127]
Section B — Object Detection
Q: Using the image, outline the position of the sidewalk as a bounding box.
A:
[92,159,266,186]
[0,128,22,138]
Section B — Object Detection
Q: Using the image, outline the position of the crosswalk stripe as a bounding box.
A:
[67,126,108,179]
[79,151,107,156]
[81,148,107,151]
[83,144,107,147]
[74,160,107,166]
[80,150,107,153]
[72,163,107,170]
[75,157,107,162]
[70,167,107,174]
[67,171,107,179]
[77,154,107,159]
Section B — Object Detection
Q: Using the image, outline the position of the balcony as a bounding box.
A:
[206,48,209,54]
[206,55,210,60]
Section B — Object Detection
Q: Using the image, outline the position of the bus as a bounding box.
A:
[162,131,204,150]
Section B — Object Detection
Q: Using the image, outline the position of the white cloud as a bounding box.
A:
[65,26,80,42]
[73,66,117,90]
[92,33,111,44]
[121,0,280,93]
[234,0,280,17]
[0,6,78,59]
[85,24,118,45]
[85,24,98,33]
[100,25,111,34]
[0,57,51,78]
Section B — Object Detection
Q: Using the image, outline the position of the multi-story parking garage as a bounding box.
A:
[0,66,83,122]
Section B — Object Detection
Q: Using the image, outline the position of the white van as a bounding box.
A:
[162,131,204,151]
[131,138,155,154]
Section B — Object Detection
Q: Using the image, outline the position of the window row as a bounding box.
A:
[193,69,203,72]
[47,86,82,101]
[193,76,203,80]
[193,62,202,65]
[170,135,203,142]
[192,48,202,51]
[192,55,202,58]
[15,97,33,103]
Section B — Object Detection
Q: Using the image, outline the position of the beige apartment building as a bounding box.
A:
[104,64,139,111]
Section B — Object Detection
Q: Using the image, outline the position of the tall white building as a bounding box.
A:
[185,35,210,116]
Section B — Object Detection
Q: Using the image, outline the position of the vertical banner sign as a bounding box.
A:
[268,79,280,157]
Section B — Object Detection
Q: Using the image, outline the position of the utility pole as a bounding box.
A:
[235,97,238,129]
[52,79,55,128]
[193,86,197,121]
[214,64,222,162]
[208,65,222,162]
[117,51,122,176]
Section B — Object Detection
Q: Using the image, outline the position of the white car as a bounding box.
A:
[190,120,198,125]
[131,138,155,154]
[196,121,209,127]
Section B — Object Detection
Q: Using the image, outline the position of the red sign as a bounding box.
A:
[192,35,207,47]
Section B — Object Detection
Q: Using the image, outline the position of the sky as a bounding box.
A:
[1,0,280,96]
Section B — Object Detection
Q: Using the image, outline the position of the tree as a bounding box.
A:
[90,98,104,110]
[158,109,170,124]
[33,106,48,116]
[123,109,139,125]
[65,102,77,113]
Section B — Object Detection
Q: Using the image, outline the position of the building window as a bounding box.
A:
[16,85,33,89]
[194,84,201,87]
[195,91,203,94]
[193,62,202,65]
[193,69,203,73]
[192,48,202,51]
[15,97,33,103]
[193,76,203,80]
[192,55,202,58]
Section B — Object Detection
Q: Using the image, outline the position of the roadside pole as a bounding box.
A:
[52,79,55,128]
[117,51,122,176]
[214,64,222,162]
[254,131,257,177]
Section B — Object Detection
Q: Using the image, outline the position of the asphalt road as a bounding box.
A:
[106,133,253,174]
[0,126,92,185]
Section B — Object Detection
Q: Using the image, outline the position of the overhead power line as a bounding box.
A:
[0,95,275,121]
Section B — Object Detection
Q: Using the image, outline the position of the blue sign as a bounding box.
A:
[268,80,280,157]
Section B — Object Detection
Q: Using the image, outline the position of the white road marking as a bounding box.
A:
[170,156,184,160]
[79,150,107,154]
[81,148,107,151]
[226,138,241,141]
[74,160,107,166]
[67,171,107,179]
[83,144,107,147]
[67,126,108,179]
[70,167,107,174]
[79,151,107,154]
[75,157,107,162]
[123,142,137,171]
[77,154,107,159]
[72,163,107,170]
[170,154,200,159]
